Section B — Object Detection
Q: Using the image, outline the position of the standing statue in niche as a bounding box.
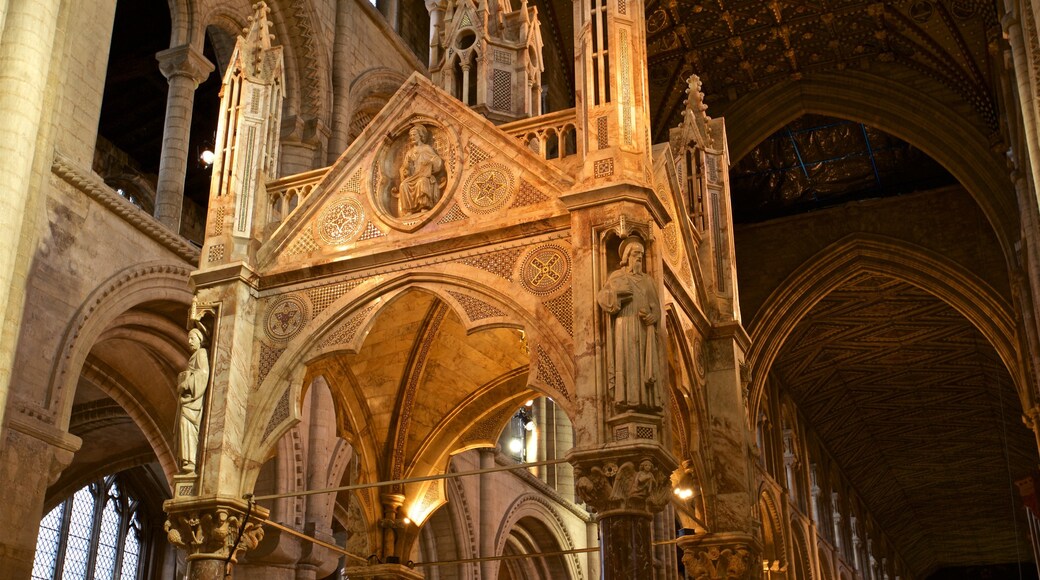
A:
[598,237,661,411]
[393,125,445,215]
[178,327,210,474]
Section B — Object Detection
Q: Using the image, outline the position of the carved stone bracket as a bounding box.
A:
[163,499,269,563]
[677,532,761,580]
[568,444,678,517]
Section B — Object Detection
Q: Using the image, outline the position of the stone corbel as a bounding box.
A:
[677,532,760,580]
[163,499,269,563]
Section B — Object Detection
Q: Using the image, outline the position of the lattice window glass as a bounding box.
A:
[119,514,141,580]
[65,486,97,579]
[32,501,64,579]
[93,495,120,580]
[32,475,144,580]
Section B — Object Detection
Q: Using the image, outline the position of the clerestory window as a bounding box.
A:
[32,474,144,580]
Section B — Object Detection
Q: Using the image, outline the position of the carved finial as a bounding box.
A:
[245,2,275,49]
[674,74,715,151]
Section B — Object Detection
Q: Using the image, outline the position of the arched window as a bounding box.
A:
[32,475,145,580]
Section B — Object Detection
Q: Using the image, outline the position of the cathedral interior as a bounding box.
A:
[2,0,1040,579]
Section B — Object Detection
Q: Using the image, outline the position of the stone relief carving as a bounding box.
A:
[682,545,752,580]
[164,507,264,561]
[574,458,672,514]
[178,327,210,474]
[598,237,661,412]
[392,124,445,216]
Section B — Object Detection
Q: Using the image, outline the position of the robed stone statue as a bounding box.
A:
[597,237,661,412]
[178,327,210,474]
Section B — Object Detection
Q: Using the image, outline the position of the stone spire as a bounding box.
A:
[201,1,285,268]
[429,0,544,123]
[572,0,654,187]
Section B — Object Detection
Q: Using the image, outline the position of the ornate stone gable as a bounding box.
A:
[256,73,573,273]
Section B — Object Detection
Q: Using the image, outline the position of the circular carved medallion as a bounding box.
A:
[265,296,308,341]
[462,164,513,214]
[694,338,706,378]
[520,244,571,295]
[663,223,680,264]
[317,198,364,244]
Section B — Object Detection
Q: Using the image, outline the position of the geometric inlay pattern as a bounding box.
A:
[319,305,376,349]
[467,143,491,164]
[774,273,1035,575]
[463,164,514,214]
[264,295,308,341]
[446,291,505,322]
[543,287,573,336]
[262,387,292,442]
[317,198,365,244]
[492,69,512,111]
[519,244,570,296]
[307,279,366,315]
[593,158,614,178]
[535,344,568,399]
[456,247,524,281]
[257,342,286,386]
[510,179,551,208]
[438,202,469,224]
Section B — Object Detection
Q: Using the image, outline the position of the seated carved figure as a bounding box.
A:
[393,125,444,215]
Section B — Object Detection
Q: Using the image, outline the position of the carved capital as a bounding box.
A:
[157,45,215,85]
[163,500,268,562]
[569,445,677,516]
[677,533,761,580]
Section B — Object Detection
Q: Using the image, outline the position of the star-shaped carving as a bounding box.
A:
[474,171,504,205]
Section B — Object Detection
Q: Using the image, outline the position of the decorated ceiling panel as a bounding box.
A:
[774,274,1034,576]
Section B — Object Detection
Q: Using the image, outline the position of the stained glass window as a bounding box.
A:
[32,475,144,580]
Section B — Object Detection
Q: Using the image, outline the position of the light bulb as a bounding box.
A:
[200,149,216,166]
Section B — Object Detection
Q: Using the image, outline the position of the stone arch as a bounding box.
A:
[758,487,788,572]
[267,0,332,163]
[495,494,582,580]
[724,71,1017,261]
[244,270,575,491]
[792,525,815,580]
[166,0,195,47]
[746,233,1022,423]
[347,67,409,144]
[48,261,194,423]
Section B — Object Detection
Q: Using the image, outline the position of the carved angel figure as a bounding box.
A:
[178,328,210,474]
[393,125,444,215]
[597,237,661,411]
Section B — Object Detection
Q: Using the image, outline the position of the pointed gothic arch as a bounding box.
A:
[746,233,1023,422]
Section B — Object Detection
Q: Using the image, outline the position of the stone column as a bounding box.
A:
[0,0,63,432]
[571,444,676,578]
[677,532,757,580]
[479,447,498,579]
[154,44,213,232]
[0,419,80,576]
[163,498,268,580]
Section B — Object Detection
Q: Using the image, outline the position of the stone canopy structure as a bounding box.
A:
[1,1,1039,580]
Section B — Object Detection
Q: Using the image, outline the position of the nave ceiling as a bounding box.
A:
[774,273,1034,576]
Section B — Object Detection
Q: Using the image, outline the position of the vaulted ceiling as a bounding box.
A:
[774,274,1033,576]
